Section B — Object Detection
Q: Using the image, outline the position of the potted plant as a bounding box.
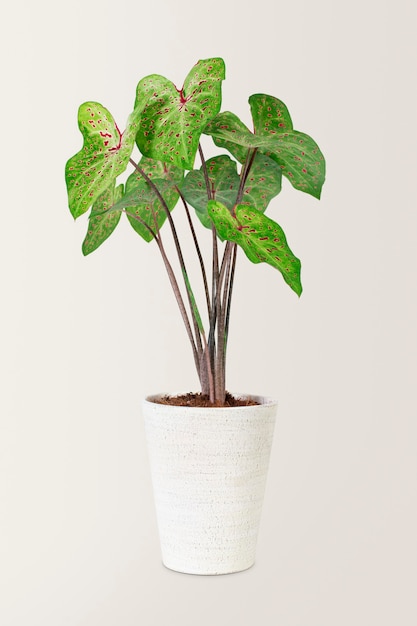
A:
[65,57,325,575]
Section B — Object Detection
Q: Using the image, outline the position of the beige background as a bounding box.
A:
[1,0,416,624]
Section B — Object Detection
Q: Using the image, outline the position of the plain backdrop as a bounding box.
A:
[1,0,416,624]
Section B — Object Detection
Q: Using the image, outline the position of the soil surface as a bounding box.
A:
[153,392,260,408]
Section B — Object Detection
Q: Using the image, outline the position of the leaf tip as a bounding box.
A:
[290,278,302,297]
[314,185,324,200]
[81,242,90,256]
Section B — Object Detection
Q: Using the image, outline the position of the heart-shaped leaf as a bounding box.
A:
[110,157,183,241]
[249,93,325,199]
[82,182,123,255]
[208,200,302,296]
[65,102,141,219]
[181,155,240,228]
[135,58,225,169]
[205,96,326,199]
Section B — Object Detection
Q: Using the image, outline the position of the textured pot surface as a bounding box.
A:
[143,394,277,575]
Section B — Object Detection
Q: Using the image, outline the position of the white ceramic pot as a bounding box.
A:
[143,394,277,575]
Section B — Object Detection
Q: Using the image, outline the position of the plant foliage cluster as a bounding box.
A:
[65,58,325,405]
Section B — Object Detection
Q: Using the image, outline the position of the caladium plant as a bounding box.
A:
[65,57,325,406]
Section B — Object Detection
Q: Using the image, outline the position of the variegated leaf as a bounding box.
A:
[65,102,141,218]
[181,155,240,228]
[135,58,225,169]
[204,112,251,163]
[241,153,282,212]
[205,96,325,199]
[111,157,183,241]
[82,182,123,255]
[249,93,293,134]
[208,200,302,296]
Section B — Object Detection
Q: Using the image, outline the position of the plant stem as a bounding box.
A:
[123,209,158,242]
[198,144,213,201]
[125,208,200,376]
[216,246,233,403]
[224,243,237,350]
[129,158,203,359]
[212,148,257,402]
[177,187,211,320]
[198,143,219,395]
[201,332,215,404]
[236,147,258,204]
[156,234,201,377]
[208,225,219,377]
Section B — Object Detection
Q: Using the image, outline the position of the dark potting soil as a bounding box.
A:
[153,391,260,408]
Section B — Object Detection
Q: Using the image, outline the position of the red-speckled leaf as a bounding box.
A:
[204,112,251,163]
[135,58,225,169]
[110,157,183,242]
[263,130,325,199]
[242,153,282,212]
[82,182,123,255]
[181,155,240,228]
[65,102,141,219]
[205,97,326,199]
[208,200,302,296]
[249,94,325,198]
[249,93,293,134]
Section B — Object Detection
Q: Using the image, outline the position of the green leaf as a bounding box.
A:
[205,95,326,199]
[181,155,240,228]
[111,157,183,242]
[241,153,282,212]
[82,182,123,255]
[204,112,251,163]
[65,102,141,219]
[208,200,302,296]
[181,153,282,228]
[135,58,225,169]
[249,93,293,134]
[259,130,326,200]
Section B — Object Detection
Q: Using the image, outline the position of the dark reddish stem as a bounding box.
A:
[177,186,211,320]
[224,243,237,351]
[236,147,258,204]
[157,235,201,377]
[125,208,200,375]
[129,158,203,358]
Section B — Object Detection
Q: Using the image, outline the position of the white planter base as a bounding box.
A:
[143,394,277,575]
